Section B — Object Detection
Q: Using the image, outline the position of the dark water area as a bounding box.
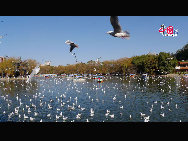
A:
[0,76,188,122]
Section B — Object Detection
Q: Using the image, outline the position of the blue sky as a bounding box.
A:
[0,16,187,66]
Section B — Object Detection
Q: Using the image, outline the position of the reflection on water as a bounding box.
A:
[0,76,188,122]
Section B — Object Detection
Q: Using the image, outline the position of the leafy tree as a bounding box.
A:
[132,55,158,74]
[0,57,38,78]
[157,52,178,74]
[175,43,188,61]
[0,57,20,77]
[118,57,135,75]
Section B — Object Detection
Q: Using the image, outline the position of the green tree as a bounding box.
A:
[0,57,21,77]
[132,54,158,75]
[157,52,178,74]
[175,43,188,61]
[118,57,134,75]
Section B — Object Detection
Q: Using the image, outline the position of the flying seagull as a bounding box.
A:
[65,40,79,53]
[26,65,40,83]
[95,57,101,63]
[107,16,130,39]
[0,34,7,39]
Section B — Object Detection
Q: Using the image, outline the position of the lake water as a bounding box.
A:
[0,76,188,122]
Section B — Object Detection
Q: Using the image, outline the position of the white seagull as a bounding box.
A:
[65,40,79,53]
[90,108,94,117]
[107,16,130,39]
[26,65,40,83]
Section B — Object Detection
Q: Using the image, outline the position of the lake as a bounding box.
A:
[0,76,188,122]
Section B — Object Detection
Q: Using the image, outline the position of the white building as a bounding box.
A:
[41,61,51,66]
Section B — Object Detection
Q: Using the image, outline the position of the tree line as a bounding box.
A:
[40,43,188,75]
[1,43,188,77]
[0,57,37,78]
[40,52,178,75]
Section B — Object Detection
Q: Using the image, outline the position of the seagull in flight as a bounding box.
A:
[107,16,130,39]
[26,65,40,83]
[65,40,79,53]
[95,57,101,63]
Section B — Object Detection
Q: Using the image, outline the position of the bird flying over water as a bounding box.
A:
[26,65,40,83]
[107,16,130,39]
[65,40,79,53]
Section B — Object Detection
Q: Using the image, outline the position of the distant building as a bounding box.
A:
[0,56,4,63]
[147,52,157,56]
[175,62,188,73]
[41,61,51,66]
[39,74,57,77]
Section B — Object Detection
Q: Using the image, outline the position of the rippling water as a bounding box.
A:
[0,76,188,122]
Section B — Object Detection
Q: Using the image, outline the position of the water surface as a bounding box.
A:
[0,76,188,122]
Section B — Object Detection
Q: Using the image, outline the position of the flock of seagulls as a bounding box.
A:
[0,17,188,122]
[0,75,187,122]
[25,16,130,82]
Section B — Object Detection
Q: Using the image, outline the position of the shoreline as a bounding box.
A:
[166,74,184,77]
[0,77,28,81]
[0,74,186,81]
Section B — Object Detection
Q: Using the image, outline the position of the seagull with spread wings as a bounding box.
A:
[26,65,40,83]
[107,16,130,39]
[65,40,79,53]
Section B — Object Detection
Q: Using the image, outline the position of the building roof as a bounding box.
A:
[175,66,188,70]
[179,62,188,65]
[179,67,188,70]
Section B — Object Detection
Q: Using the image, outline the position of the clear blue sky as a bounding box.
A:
[0,16,188,66]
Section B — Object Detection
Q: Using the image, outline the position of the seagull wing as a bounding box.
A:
[70,46,74,53]
[70,43,77,53]
[26,65,40,83]
[65,40,73,45]
[110,16,122,33]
